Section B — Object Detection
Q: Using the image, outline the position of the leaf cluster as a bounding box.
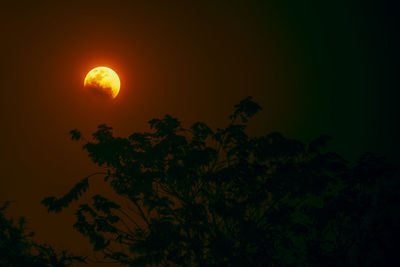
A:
[0,202,86,266]
[42,97,400,266]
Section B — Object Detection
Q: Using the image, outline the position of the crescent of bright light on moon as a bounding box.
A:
[84,66,121,98]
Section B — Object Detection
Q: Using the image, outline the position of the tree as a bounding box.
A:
[43,97,400,266]
[0,202,86,267]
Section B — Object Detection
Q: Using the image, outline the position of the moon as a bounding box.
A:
[84,67,120,98]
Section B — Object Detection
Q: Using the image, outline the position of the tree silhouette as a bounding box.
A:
[43,97,400,266]
[0,202,86,266]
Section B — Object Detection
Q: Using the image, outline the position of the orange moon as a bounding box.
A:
[84,67,120,98]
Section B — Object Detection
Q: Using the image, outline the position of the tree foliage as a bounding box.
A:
[43,97,400,266]
[0,202,86,266]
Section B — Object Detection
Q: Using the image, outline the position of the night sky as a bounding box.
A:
[0,0,397,265]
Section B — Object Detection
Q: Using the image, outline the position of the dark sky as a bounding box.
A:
[0,0,397,265]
